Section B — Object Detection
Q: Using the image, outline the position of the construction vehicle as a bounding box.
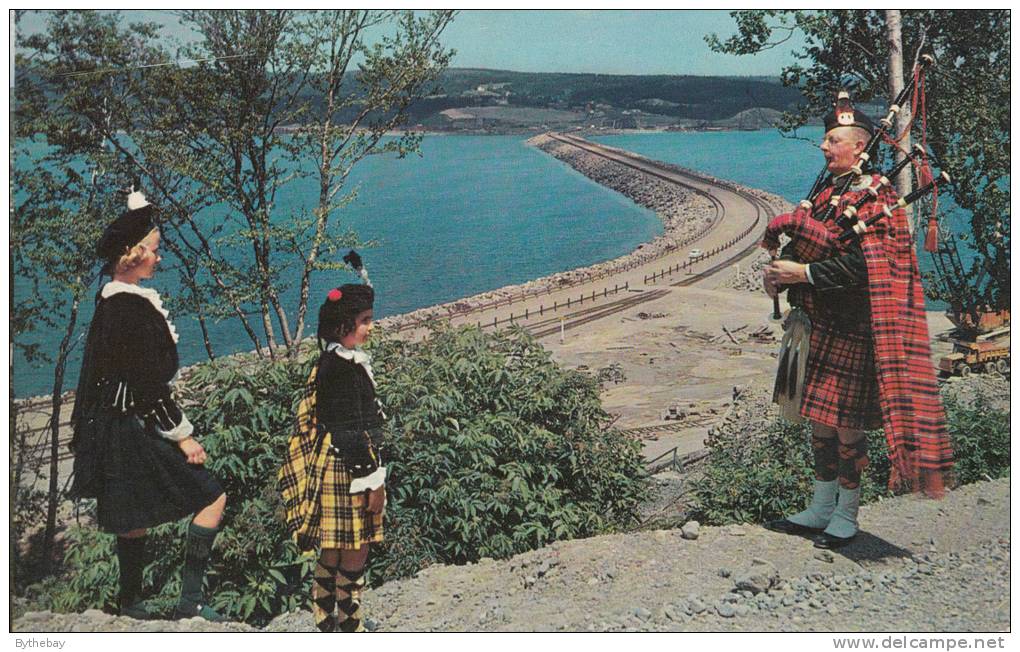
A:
[937,318,1010,377]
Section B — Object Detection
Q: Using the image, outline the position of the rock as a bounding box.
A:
[633,607,652,621]
[690,599,708,614]
[814,550,835,563]
[716,603,736,618]
[681,521,701,540]
[734,559,780,595]
[718,568,732,578]
[365,617,380,632]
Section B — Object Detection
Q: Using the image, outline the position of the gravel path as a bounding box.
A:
[16,478,1007,633]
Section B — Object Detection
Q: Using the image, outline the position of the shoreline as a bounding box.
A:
[377,132,789,333]
[10,139,787,404]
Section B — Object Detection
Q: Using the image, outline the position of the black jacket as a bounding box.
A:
[71,291,186,443]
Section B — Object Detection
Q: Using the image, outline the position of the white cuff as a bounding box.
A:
[804,264,815,285]
[349,466,386,494]
[157,413,194,442]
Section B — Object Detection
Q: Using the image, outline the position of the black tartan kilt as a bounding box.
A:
[71,407,224,534]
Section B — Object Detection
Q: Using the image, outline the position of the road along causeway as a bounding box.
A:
[388,131,786,340]
[14,132,790,486]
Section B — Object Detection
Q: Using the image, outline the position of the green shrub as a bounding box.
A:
[370,325,648,579]
[51,325,647,624]
[943,390,1010,484]
[692,384,1009,526]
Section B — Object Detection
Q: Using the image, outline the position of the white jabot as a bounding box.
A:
[326,341,376,387]
[101,281,179,344]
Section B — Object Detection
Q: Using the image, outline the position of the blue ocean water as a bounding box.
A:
[13,130,973,398]
[13,135,663,397]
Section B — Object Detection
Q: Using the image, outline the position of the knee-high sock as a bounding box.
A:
[812,432,838,482]
[336,567,366,633]
[174,522,224,621]
[116,536,148,612]
[838,437,869,489]
[311,559,337,632]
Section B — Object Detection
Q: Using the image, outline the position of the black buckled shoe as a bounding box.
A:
[813,531,856,550]
[765,518,825,536]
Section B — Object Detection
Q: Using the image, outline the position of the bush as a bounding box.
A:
[50,325,648,624]
[943,390,1010,485]
[691,383,1009,526]
[370,325,648,579]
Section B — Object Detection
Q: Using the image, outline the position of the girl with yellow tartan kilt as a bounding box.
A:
[279,253,386,633]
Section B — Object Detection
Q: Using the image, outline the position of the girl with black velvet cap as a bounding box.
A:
[70,188,227,621]
[279,252,386,633]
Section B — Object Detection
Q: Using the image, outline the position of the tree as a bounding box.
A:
[107,10,455,358]
[707,10,1010,312]
[12,9,160,570]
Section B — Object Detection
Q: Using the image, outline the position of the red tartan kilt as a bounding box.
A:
[800,314,882,430]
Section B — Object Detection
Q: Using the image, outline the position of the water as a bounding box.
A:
[13,130,976,398]
[13,135,663,397]
[592,130,973,282]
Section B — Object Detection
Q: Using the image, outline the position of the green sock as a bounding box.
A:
[175,522,224,621]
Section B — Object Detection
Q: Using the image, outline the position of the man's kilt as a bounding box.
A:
[799,310,883,431]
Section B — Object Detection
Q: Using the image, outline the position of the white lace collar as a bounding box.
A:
[326,342,375,386]
[101,281,179,344]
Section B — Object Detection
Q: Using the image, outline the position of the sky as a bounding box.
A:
[12,9,805,78]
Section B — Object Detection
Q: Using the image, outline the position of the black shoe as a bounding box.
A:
[813,532,856,550]
[119,600,155,620]
[765,518,825,536]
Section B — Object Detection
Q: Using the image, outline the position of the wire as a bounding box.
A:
[55,53,253,78]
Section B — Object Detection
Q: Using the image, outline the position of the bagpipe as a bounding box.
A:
[765,55,952,419]
[765,54,951,307]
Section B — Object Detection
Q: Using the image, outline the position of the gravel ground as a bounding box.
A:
[15,477,1008,633]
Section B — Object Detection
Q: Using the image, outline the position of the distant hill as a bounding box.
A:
[15,67,807,134]
[367,68,806,132]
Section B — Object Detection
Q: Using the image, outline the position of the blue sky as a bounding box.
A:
[13,10,804,77]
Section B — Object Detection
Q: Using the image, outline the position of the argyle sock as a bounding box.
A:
[336,567,366,633]
[786,431,838,529]
[174,522,225,621]
[116,535,151,619]
[311,558,337,632]
[824,485,862,539]
[812,431,839,482]
[837,437,869,490]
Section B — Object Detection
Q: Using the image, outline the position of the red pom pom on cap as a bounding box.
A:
[327,288,342,302]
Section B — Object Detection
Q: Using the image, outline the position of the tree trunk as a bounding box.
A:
[885,9,915,233]
[42,297,80,573]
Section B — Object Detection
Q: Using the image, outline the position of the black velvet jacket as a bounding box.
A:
[315,349,385,475]
[71,291,188,449]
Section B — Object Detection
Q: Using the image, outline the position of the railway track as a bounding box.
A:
[17,136,779,473]
[523,133,776,337]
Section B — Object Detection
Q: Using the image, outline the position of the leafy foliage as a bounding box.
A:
[691,384,1009,525]
[707,10,1010,312]
[942,390,1010,485]
[48,326,647,624]
[369,326,648,579]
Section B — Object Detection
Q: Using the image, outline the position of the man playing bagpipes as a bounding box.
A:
[761,85,953,550]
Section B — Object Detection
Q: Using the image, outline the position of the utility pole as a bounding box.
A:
[885,10,915,233]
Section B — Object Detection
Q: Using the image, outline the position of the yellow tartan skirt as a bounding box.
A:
[318,452,384,550]
[278,367,383,552]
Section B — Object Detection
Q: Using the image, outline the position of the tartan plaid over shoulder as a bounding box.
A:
[763,175,954,498]
[278,366,331,552]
